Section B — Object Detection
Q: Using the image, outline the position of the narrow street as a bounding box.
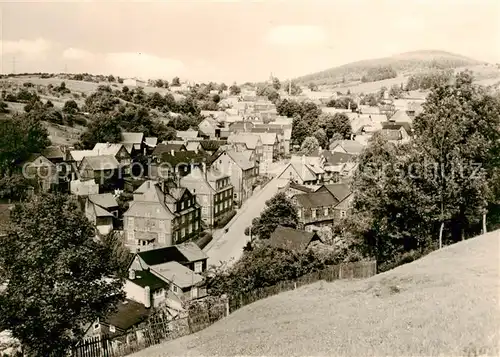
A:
[203,162,288,268]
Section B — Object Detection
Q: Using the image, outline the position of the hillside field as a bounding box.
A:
[132,230,500,357]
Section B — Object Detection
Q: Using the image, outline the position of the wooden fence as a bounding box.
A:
[229,261,377,313]
[73,260,376,357]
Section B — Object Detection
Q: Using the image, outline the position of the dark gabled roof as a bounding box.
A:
[318,183,351,202]
[104,299,150,332]
[381,129,403,141]
[199,140,227,151]
[41,146,65,160]
[294,191,339,208]
[130,270,169,292]
[153,143,187,157]
[381,121,412,134]
[268,226,321,251]
[289,183,314,193]
[137,242,208,267]
[158,151,210,166]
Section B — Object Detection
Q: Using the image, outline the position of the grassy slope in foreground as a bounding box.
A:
[133,230,500,357]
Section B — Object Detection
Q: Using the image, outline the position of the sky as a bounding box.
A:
[0,0,499,83]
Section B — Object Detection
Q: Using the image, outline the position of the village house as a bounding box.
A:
[78,155,121,192]
[292,191,340,231]
[93,143,132,174]
[228,121,254,133]
[329,140,365,155]
[268,226,323,251]
[251,125,289,157]
[380,121,412,145]
[198,117,223,139]
[149,151,210,182]
[277,161,324,186]
[253,132,278,174]
[123,180,201,249]
[315,183,354,218]
[85,298,151,340]
[144,137,158,155]
[211,149,259,205]
[21,153,59,192]
[180,166,234,227]
[70,179,99,196]
[152,143,187,160]
[227,133,263,163]
[284,182,315,199]
[84,193,119,236]
[121,132,145,157]
[176,128,199,141]
[198,140,227,156]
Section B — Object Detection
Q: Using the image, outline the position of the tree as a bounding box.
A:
[313,128,328,149]
[249,192,298,240]
[107,75,115,82]
[308,83,318,92]
[155,79,164,88]
[171,77,181,86]
[299,136,320,155]
[63,99,79,114]
[0,194,124,356]
[229,83,241,96]
[321,113,352,139]
[389,84,403,98]
[272,77,281,90]
[44,100,54,109]
[78,113,122,149]
[289,81,302,95]
[147,92,167,109]
[291,115,310,146]
[219,83,228,91]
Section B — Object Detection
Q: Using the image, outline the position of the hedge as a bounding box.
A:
[214,209,237,229]
[196,232,213,249]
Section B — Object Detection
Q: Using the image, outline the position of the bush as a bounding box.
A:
[196,232,213,249]
[214,209,237,229]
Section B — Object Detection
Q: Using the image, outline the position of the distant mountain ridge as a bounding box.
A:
[295,50,483,85]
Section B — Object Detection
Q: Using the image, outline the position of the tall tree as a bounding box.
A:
[78,113,122,149]
[291,115,310,146]
[321,113,352,139]
[299,136,320,155]
[249,192,299,240]
[313,128,328,149]
[0,194,124,356]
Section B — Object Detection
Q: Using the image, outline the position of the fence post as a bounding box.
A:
[339,265,342,279]
[225,296,230,317]
[294,282,297,290]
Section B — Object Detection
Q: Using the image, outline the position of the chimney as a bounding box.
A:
[129,269,136,280]
[147,181,151,189]
[144,286,151,308]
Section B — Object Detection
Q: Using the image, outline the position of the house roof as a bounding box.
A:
[89,193,118,209]
[82,155,119,170]
[145,137,158,148]
[158,151,210,166]
[134,180,177,204]
[93,143,125,157]
[256,132,277,145]
[381,121,412,134]
[229,121,255,132]
[319,183,352,202]
[24,153,56,168]
[389,110,412,123]
[330,140,365,155]
[92,203,114,217]
[199,140,227,151]
[130,269,168,292]
[41,146,65,160]
[226,150,255,170]
[175,242,209,262]
[280,162,318,182]
[152,143,187,157]
[124,200,174,219]
[289,182,314,193]
[268,226,321,251]
[294,191,339,208]
[121,132,144,144]
[104,299,150,331]
[137,242,207,267]
[227,133,261,150]
[70,150,95,162]
[176,130,199,139]
[152,261,204,288]
[185,141,201,151]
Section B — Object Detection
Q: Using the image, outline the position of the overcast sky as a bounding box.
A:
[0,0,499,83]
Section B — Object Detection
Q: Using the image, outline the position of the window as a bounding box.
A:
[215,205,219,214]
[93,323,100,331]
[181,228,185,238]
[191,287,199,299]
[172,285,178,293]
[195,221,199,230]
[194,261,203,273]
[188,225,192,234]
[324,208,328,216]
[109,325,116,333]
[311,209,316,219]
[297,209,302,218]
[181,201,185,210]
[181,215,185,224]
[340,210,346,218]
